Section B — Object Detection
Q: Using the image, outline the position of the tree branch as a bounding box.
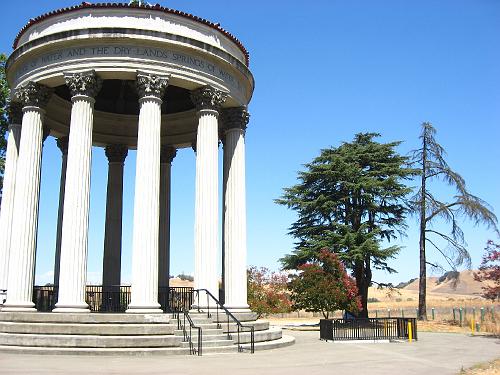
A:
[425,238,456,270]
[425,201,460,223]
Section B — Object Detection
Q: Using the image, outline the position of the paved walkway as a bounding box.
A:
[0,331,498,375]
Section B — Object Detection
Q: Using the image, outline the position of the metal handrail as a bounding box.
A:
[194,288,255,353]
[171,291,202,356]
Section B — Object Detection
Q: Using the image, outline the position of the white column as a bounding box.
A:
[127,71,169,313]
[53,136,69,286]
[222,108,250,311]
[0,103,22,303]
[102,144,128,288]
[54,71,101,312]
[191,86,227,304]
[159,146,176,289]
[2,83,52,312]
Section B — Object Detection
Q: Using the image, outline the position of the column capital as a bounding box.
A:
[221,107,250,133]
[105,144,129,164]
[136,71,169,100]
[160,145,177,164]
[56,136,69,156]
[64,70,102,99]
[15,82,53,109]
[7,102,23,125]
[190,86,227,112]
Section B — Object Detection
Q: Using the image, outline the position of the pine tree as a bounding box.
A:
[276,133,417,317]
[410,122,498,320]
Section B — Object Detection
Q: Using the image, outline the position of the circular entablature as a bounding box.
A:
[6,3,254,149]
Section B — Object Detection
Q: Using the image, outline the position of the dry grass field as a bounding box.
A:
[170,271,499,335]
[269,270,500,336]
[460,359,500,375]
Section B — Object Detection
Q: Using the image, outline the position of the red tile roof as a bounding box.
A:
[13,2,250,66]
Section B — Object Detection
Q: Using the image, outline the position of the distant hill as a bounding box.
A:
[400,270,491,296]
[169,277,194,287]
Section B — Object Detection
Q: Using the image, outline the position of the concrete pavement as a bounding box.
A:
[0,330,498,374]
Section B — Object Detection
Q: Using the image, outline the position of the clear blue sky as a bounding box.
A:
[1,1,499,286]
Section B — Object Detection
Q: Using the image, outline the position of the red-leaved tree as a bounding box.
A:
[474,240,500,301]
[247,267,292,318]
[289,249,361,319]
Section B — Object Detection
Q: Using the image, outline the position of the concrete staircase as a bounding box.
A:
[0,312,189,355]
[0,311,294,355]
[173,311,294,354]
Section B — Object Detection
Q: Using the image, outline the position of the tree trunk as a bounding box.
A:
[354,261,370,318]
[418,131,427,321]
[418,221,427,320]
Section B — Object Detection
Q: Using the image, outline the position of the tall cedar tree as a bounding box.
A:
[289,249,361,319]
[0,54,10,199]
[410,122,498,320]
[276,133,416,317]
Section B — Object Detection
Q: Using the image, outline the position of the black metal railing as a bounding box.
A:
[320,318,417,341]
[171,292,202,356]
[194,288,255,353]
[86,285,131,312]
[30,285,194,313]
[33,285,59,311]
[161,287,194,313]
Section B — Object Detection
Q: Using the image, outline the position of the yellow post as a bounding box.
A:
[408,321,413,343]
[471,317,475,334]
[384,320,388,336]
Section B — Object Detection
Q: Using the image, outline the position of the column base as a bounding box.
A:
[53,302,90,313]
[223,306,257,322]
[224,305,251,313]
[126,304,163,314]
[1,301,37,312]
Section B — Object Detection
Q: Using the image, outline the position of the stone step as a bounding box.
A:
[185,320,269,332]
[0,312,170,324]
[179,327,282,344]
[172,316,214,325]
[188,311,258,322]
[238,327,282,344]
[240,335,296,352]
[215,312,259,322]
[0,333,182,348]
[180,338,233,348]
[174,328,223,336]
[221,320,270,333]
[0,336,295,356]
[179,333,231,341]
[190,335,295,354]
[200,345,239,354]
[0,345,192,356]
[178,327,282,345]
[0,322,175,336]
